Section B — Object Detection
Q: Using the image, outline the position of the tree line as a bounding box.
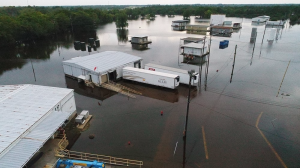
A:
[0,5,299,47]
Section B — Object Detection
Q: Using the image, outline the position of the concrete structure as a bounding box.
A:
[171,20,189,31]
[63,51,143,86]
[130,36,152,50]
[211,26,233,37]
[210,14,226,26]
[0,84,76,167]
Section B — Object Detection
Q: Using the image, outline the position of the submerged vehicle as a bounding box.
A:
[56,159,105,168]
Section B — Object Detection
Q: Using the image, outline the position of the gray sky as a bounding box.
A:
[0,0,299,6]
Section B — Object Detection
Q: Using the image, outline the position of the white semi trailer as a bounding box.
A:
[122,67,180,89]
[144,63,199,86]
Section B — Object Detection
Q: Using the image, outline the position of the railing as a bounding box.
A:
[56,149,143,167]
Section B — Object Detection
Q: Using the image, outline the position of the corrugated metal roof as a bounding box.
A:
[0,84,74,167]
[0,110,71,167]
[63,51,142,74]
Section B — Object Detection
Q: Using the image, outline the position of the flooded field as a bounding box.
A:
[1,16,300,168]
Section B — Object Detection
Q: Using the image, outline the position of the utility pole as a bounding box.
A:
[230,45,237,83]
[204,33,212,91]
[183,70,196,168]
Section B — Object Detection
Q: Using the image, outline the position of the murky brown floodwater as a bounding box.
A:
[1,15,300,168]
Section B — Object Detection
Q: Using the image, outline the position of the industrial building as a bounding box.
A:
[62,51,143,86]
[0,84,76,167]
[130,36,152,50]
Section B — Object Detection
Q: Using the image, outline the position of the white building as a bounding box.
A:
[62,51,143,86]
[181,43,207,57]
[171,20,189,31]
[0,84,76,167]
[210,14,226,26]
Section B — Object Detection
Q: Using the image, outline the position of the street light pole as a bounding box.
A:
[183,69,195,168]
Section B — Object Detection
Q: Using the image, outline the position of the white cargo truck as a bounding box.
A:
[122,67,180,89]
[145,63,199,86]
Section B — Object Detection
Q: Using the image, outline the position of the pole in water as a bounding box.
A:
[30,59,36,82]
[161,111,163,116]
[230,45,237,83]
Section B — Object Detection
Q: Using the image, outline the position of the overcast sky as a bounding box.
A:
[0,0,299,6]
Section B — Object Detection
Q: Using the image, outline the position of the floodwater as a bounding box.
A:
[1,16,300,168]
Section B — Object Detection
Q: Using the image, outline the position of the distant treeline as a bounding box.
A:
[0,5,299,47]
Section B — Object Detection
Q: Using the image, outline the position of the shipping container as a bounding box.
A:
[122,67,180,89]
[145,63,199,86]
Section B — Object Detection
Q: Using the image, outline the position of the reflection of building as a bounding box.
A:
[0,84,76,167]
[172,20,188,31]
[186,25,209,35]
[211,26,233,37]
[65,76,117,101]
[120,80,179,103]
[130,36,152,50]
[62,51,143,86]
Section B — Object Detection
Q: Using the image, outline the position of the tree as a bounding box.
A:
[183,10,190,20]
[115,12,128,29]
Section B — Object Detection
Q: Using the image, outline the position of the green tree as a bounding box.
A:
[115,12,128,29]
[183,10,190,20]
[204,10,212,18]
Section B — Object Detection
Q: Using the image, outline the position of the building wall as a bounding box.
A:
[183,47,205,56]
[210,15,225,25]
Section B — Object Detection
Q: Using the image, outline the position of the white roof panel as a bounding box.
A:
[0,84,73,166]
[145,63,189,74]
[63,51,142,74]
[0,110,71,167]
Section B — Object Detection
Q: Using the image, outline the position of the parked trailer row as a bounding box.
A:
[122,67,180,89]
[144,63,199,86]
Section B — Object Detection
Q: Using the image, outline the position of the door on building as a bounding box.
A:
[101,74,108,84]
[134,61,141,68]
[108,70,117,81]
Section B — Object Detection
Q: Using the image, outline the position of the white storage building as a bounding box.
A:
[63,51,143,86]
[0,84,76,167]
[181,43,207,57]
[210,14,226,26]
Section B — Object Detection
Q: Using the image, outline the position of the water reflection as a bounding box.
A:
[65,76,117,101]
[116,29,128,43]
[0,59,26,76]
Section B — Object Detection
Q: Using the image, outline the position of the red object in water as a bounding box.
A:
[98,102,101,106]
[128,141,131,145]
[216,70,219,72]
[161,111,163,116]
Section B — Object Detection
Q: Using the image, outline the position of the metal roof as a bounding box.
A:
[0,110,71,168]
[182,43,205,49]
[63,51,142,74]
[0,84,74,167]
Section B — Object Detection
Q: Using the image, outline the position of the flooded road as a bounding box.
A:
[1,16,300,167]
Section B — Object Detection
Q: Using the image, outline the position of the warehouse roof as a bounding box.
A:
[0,84,74,167]
[63,51,142,74]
